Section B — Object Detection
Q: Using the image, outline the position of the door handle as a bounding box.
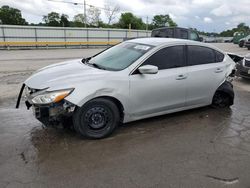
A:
[176,74,187,80]
[215,68,223,73]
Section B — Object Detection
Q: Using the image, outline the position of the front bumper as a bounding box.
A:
[31,101,74,126]
[16,84,75,127]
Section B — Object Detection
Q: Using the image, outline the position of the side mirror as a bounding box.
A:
[138,65,158,74]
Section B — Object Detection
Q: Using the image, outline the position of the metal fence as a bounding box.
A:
[0,25,151,49]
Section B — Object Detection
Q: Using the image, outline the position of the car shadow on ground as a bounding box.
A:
[29,105,232,145]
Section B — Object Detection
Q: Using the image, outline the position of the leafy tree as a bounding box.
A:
[60,14,69,27]
[237,22,249,32]
[0,5,28,25]
[43,12,70,27]
[73,13,86,27]
[118,12,145,29]
[43,12,61,26]
[150,14,177,29]
[219,23,250,37]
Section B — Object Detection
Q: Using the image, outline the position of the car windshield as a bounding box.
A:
[88,42,153,71]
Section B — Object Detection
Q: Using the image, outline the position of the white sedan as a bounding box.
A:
[17,38,236,139]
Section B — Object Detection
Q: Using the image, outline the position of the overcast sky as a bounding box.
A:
[0,0,250,32]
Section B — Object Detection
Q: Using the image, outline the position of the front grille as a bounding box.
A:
[245,59,250,67]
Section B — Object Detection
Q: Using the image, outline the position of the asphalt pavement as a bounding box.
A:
[0,44,250,188]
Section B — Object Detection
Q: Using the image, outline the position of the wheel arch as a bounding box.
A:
[81,95,125,122]
[213,81,234,105]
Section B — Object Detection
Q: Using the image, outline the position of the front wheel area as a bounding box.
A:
[73,98,121,139]
[212,81,234,108]
[212,91,232,108]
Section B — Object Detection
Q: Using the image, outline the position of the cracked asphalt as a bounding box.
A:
[1,44,250,188]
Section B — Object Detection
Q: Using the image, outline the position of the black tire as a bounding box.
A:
[239,41,244,48]
[248,47,250,50]
[73,98,120,139]
[212,91,232,108]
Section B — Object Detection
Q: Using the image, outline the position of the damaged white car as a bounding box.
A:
[16,38,236,139]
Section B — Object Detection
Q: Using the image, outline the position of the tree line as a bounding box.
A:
[0,5,250,37]
[0,5,177,30]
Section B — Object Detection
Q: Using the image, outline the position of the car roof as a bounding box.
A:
[128,37,202,46]
[127,37,224,53]
[152,27,191,31]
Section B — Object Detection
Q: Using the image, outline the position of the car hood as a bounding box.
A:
[24,59,110,90]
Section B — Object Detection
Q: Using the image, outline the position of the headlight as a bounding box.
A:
[31,89,73,104]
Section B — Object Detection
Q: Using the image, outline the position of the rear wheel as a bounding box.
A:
[73,98,120,139]
[212,91,232,108]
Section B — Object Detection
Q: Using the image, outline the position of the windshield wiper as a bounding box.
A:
[81,57,106,70]
[81,57,92,64]
[91,63,106,70]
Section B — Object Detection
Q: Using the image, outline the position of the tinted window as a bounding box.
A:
[152,29,174,38]
[187,46,215,66]
[190,32,199,41]
[180,30,188,39]
[214,50,224,62]
[143,46,185,70]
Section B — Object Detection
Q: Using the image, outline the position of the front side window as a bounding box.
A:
[187,45,215,66]
[143,45,185,70]
[89,42,153,71]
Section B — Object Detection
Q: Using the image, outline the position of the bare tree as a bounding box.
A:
[87,6,101,26]
[104,3,120,25]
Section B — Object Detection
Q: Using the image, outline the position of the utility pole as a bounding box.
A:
[146,16,148,31]
[128,23,131,38]
[84,0,87,28]
[47,0,87,28]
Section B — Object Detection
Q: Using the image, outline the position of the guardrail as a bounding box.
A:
[0,25,150,49]
[0,41,121,49]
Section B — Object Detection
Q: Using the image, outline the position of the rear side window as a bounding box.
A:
[151,29,174,38]
[143,45,185,70]
[214,50,224,62]
[187,45,215,66]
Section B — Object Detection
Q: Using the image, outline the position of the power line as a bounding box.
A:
[48,0,113,11]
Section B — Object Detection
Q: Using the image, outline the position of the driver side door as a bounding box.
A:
[128,45,187,119]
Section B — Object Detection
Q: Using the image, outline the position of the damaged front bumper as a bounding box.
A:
[16,84,75,127]
[31,101,75,127]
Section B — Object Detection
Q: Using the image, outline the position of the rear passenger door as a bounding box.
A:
[186,45,225,106]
